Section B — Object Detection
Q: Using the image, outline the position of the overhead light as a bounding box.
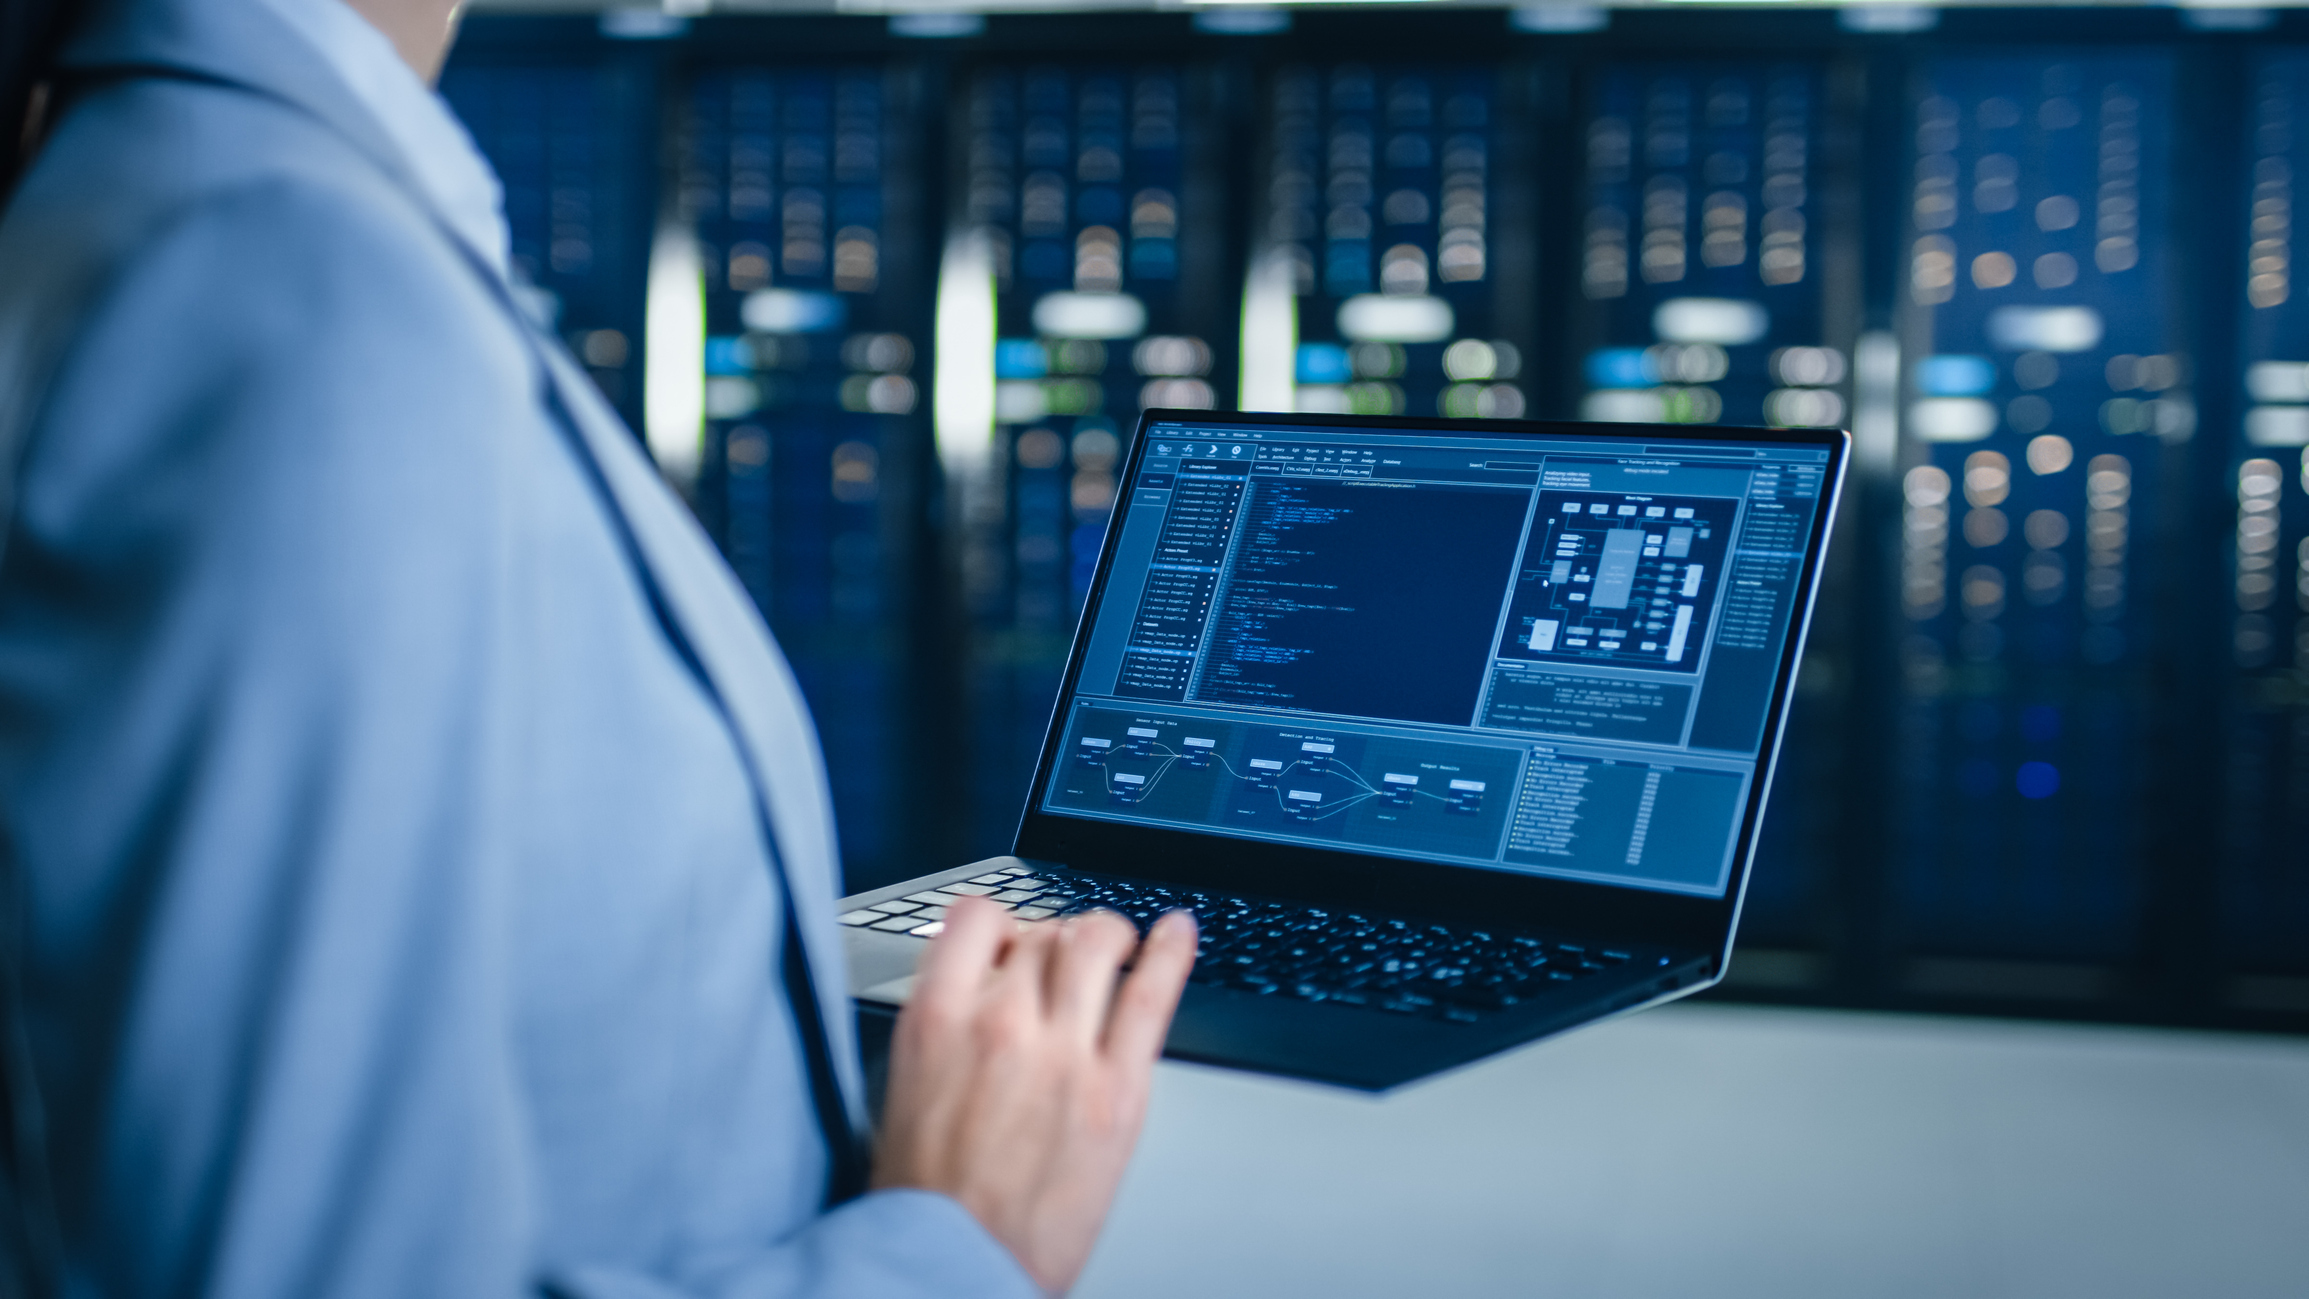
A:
[1337,294,1454,343]
[1194,7,1291,33]
[890,12,985,37]
[1033,291,1148,340]
[2179,7,2274,33]
[1509,5,1608,32]
[600,7,689,39]
[1838,5,1939,33]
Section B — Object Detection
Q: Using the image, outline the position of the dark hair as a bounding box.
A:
[3,0,88,200]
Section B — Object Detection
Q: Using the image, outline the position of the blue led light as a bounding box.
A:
[1585,348,1656,389]
[1296,343,1353,385]
[1916,354,1998,397]
[996,339,1050,379]
[704,336,752,376]
[2016,761,2061,800]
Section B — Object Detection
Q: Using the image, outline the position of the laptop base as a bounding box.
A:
[841,857,1715,1092]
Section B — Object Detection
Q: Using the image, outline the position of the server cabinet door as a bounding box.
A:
[1245,63,1530,427]
[1890,55,2190,1007]
[951,62,1241,857]
[2222,53,2309,1026]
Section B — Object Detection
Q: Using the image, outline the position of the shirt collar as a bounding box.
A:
[64,0,511,279]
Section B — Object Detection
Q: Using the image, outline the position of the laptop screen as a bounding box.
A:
[1037,416,1836,898]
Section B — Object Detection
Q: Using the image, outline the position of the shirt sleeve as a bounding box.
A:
[2,152,1036,1299]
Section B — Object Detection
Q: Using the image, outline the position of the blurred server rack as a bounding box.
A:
[1889,53,2192,1010]
[951,60,1242,857]
[679,58,940,888]
[440,24,656,433]
[1567,58,1858,977]
[2221,52,2309,1024]
[1246,62,1535,427]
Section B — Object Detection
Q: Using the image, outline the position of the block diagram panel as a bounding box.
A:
[1046,705,1522,861]
[1493,489,1740,674]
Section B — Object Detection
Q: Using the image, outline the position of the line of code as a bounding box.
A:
[1191,477,1530,726]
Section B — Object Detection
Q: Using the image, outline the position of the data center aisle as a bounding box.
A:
[1078,1005,2309,1299]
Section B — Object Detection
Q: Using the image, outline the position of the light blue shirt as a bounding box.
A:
[0,0,1034,1294]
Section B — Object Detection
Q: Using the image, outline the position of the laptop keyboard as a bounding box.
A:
[839,864,1662,1024]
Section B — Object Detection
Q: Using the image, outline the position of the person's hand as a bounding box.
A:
[870,896,1198,1294]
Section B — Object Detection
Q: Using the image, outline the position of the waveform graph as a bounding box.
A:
[1046,706,1524,862]
[1329,733,1523,856]
[1222,730,1381,842]
[1049,707,1241,825]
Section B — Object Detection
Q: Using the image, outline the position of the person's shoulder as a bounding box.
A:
[11,75,382,250]
[11,75,510,351]
[14,98,541,532]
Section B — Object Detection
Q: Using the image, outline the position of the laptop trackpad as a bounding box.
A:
[846,928,927,1004]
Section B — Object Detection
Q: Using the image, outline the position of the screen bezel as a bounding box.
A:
[1011,408,1849,958]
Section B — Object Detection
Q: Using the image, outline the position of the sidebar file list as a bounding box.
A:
[1111,455,1252,701]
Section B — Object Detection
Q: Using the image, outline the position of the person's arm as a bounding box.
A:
[551,901,1197,1299]
[875,900,1199,1295]
[10,162,1189,1297]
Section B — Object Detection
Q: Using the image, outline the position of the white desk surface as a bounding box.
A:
[1079,1002,2309,1299]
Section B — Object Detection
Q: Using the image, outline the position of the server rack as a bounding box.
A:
[2221,52,2309,1022]
[1888,52,2190,1008]
[954,56,1244,857]
[438,8,2309,1034]
[1254,62,1526,425]
[1566,55,1857,972]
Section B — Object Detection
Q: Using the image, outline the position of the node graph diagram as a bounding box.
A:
[1045,706,1521,858]
[1494,489,1740,674]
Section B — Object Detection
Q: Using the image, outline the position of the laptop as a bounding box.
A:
[841,409,1847,1091]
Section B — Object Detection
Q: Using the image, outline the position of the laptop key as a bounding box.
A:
[870,916,925,933]
[970,873,1013,886]
[904,891,952,906]
[981,873,1661,1025]
[871,900,921,914]
[909,921,946,938]
[838,910,880,926]
[940,883,999,897]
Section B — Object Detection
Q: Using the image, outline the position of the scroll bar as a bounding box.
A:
[1666,605,1695,662]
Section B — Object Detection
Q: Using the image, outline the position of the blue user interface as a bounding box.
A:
[1041,420,1833,897]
